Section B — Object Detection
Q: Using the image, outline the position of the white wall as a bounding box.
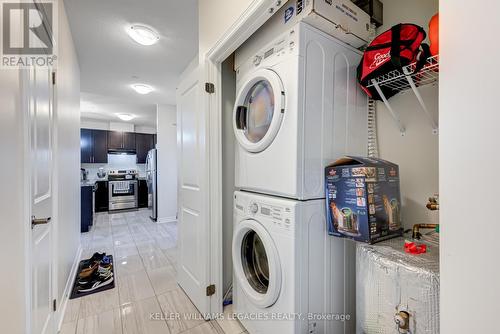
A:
[55,0,82,315]
[0,1,81,332]
[221,56,236,294]
[81,118,156,134]
[0,48,28,334]
[376,0,439,228]
[199,0,254,59]
[109,121,134,132]
[156,104,178,222]
[440,1,500,332]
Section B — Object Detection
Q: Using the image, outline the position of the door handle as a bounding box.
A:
[32,216,51,229]
[236,106,247,130]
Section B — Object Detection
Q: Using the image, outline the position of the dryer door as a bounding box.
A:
[232,219,282,308]
[233,68,285,153]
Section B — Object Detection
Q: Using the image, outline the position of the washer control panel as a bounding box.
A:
[235,194,294,233]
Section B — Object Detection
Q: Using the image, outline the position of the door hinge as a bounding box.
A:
[52,71,56,85]
[206,284,216,296]
[53,299,57,312]
[205,82,215,94]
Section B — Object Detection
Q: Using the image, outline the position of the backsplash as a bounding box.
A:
[82,154,146,180]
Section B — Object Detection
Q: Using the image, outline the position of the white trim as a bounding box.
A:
[21,67,33,334]
[204,0,282,315]
[156,216,177,224]
[56,245,82,332]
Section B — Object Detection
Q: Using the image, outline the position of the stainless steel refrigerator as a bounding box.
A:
[146,149,157,221]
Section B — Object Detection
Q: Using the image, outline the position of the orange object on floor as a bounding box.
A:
[429,13,439,57]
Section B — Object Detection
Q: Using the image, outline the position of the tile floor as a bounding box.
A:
[60,209,246,334]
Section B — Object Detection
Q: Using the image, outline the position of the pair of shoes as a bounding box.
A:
[79,252,107,278]
[77,264,113,285]
[77,269,114,293]
[76,253,114,293]
[81,252,106,268]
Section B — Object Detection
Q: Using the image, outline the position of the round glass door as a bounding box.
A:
[234,69,285,153]
[241,230,269,294]
[233,219,281,308]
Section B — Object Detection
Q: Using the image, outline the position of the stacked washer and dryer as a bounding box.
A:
[231,1,370,333]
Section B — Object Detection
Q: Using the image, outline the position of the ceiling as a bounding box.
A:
[64,0,198,126]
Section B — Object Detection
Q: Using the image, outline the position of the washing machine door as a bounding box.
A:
[233,68,285,153]
[232,219,282,308]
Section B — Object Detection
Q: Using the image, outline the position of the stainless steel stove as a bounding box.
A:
[108,170,138,211]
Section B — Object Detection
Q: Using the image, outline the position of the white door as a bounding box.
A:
[29,66,55,334]
[233,68,285,153]
[176,66,211,314]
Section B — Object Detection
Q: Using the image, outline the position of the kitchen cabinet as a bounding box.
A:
[81,129,108,163]
[80,129,92,163]
[95,181,109,212]
[107,131,136,151]
[136,133,155,163]
[81,185,93,232]
[138,179,148,208]
[92,130,108,163]
[123,132,136,150]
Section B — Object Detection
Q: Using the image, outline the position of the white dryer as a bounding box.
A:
[232,191,355,334]
[234,22,368,200]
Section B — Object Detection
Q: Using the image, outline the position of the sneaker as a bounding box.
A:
[81,252,106,268]
[77,271,114,293]
[77,265,113,285]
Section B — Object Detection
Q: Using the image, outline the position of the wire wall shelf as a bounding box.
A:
[368,55,439,135]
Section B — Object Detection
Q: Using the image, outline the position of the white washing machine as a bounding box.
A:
[234,22,368,200]
[232,191,356,334]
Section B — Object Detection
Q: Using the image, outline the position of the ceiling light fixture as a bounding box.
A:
[126,24,160,46]
[131,83,154,95]
[116,113,136,121]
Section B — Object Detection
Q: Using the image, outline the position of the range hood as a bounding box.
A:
[108,149,136,155]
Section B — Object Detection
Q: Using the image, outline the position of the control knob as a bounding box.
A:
[250,203,259,214]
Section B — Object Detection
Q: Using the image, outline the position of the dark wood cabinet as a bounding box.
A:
[95,181,109,212]
[123,132,136,150]
[81,185,93,232]
[136,133,155,163]
[92,130,108,163]
[107,131,136,151]
[138,179,148,208]
[107,131,124,150]
[81,129,156,163]
[81,129,108,163]
[80,129,93,163]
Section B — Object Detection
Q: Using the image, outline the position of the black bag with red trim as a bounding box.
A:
[357,23,431,100]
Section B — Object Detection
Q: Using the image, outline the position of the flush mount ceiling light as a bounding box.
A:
[126,24,160,46]
[131,83,154,95]
[116,113,136,121]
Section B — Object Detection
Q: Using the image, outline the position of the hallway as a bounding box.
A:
[60,210,245,334]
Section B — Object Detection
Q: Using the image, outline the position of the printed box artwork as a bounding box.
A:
[325,156,403,244]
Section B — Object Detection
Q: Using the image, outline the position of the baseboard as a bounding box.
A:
[156,216,177,224]
[57,244,82,331]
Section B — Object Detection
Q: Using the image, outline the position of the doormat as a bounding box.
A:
[69,255,115,299]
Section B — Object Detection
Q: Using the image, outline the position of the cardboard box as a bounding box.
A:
[325,156,403,244]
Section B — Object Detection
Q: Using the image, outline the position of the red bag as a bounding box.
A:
[357,23,431,100]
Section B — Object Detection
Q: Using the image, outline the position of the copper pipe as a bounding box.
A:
[412,223,439,239]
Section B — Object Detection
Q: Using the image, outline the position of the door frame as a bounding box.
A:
[20,66,59,333]
[203,0,284,314]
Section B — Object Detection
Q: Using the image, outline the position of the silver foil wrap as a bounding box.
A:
[356,233,439,333]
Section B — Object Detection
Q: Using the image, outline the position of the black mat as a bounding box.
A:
[69,255,115,299]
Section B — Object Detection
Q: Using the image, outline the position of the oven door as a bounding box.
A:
[109,180,138,210]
